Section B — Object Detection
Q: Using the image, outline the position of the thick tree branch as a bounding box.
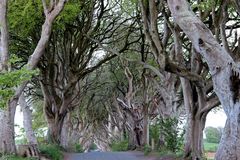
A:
[140,0,165,69]
[167,0,233,71]
[201,95,220,115]
[0,0,9,71]
[41,0,48,16]
[11,0,66,98]
[27,0,67,70]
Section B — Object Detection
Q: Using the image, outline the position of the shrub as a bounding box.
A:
[110,140,128,151]
[89,143,97,150]
[205,127,222,143]
[75,143,84,153]
[143,145,151,155]
[153,117,184,152]
[39,144,63,160]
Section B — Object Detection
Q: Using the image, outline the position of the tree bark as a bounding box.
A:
[142,71,149,146]
[215,105,240,159]
[0,0,9,71]
[60,113,70,149]
[0,0,16,154]
[0,0,66,155]
[128,127,138,150]
[40,77,74,147]
[181,78,206,159]
[142,111,149,146]
[19,94,38,145]
[184,117,206,159]
[167,0,239,159]
[0,101,17,154]
[46,115,65,145]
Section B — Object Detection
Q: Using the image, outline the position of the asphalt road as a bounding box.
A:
[64,151,153,160]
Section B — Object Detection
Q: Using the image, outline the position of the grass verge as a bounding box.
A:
[39,144,63,160]
[204,142,218,152]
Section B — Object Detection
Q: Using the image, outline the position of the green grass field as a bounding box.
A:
[204,142,219,152]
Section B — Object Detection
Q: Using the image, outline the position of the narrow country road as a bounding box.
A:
[64,151,157,160]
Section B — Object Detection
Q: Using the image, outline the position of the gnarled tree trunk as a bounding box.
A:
[60,113,70,149]
[168,0,240,158]
[0,0,66,154]
[40,76,76,148]
[215,103,240,159]
[45,110,66,145]
[181,79,206,159]
[0,0,16,154]
[0,100,17,154]
[19,94,38,145]
[0,109,16,154]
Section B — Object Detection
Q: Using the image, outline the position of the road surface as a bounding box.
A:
[64,151,156,160]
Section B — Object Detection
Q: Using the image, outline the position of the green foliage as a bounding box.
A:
[55,0,81,29]
[15,138,27,145]
[31,100,48,143]
[0,66,38,108]
[0,155,37,160]
[205,127,222,143]
[143,145,151,155]
[120,0,138,16]
[39,144,63,160]
[159,118,184,152]
[150,117,184,152]
[191,0,219,12]
[204,142,219,152]
[149,121,160,148]
[15,126,27,145]
[8,0,43,37]
[89,143,97,150]
[110,140,129,151]
[74,143,84,153]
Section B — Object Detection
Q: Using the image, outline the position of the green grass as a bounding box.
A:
[143,145,151,155]
[204,142,218,152]
[110,140,128,151]
[39,144,63,160]
[0,155,37,160]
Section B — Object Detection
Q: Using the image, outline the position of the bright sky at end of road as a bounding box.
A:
[205,108,227,128]
[15,106,23,137]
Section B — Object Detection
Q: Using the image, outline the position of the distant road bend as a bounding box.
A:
[64,151,156,160]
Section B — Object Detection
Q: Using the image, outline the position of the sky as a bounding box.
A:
[205,108,227,128]
[15,106,23,136]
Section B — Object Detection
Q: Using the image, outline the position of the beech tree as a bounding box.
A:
[0,0,15,154]
[0,0,67,154]
[38,0,137,147]
[167,0,240,159]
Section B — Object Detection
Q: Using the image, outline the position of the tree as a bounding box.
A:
[167,0,240,159]
[205,127,221,143]
[37,0,138,148]
[139,1,221,158]
[0,0,15,154]
[0,0,67,154]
